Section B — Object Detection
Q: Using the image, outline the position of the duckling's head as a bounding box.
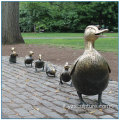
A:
[29,51,34,56]
[64,62,70,70]
[39,54,42,60]
[52,68,56,73]
[84,25,108,42]
[11,47,15,52]
[13,51,18,56]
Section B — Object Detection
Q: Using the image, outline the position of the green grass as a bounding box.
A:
[22,33,84,37]
[22,32,118,38]
[22,33,118,52]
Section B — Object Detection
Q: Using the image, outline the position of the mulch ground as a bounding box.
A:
[2,44,118,81]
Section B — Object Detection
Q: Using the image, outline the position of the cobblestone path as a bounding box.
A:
[2,56,118,119]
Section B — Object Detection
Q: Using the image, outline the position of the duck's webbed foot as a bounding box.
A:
[42,66,44,71]
[70,82,73,87]
[79,101,87,106]
[35,68,37,72]
[59,80,63,85]
[97,93,107,107]
[77,92,87,106]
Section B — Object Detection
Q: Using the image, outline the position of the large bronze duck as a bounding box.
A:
[60,62,71,85]
[24,51,34,67]
[9,47,18,63]
[35,54,45,72]
[70,25,111,106]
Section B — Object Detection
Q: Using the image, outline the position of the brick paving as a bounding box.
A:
[2,56,118,119]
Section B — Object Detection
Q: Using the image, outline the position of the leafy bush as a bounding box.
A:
[19,2,118,33]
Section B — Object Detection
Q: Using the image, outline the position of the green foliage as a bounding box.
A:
[19,2,118,32]
[22,33,118,52]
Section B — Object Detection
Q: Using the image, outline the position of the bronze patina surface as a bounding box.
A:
[35,54,45,72]
[70,25,110,105]
[24,51,34,67]
[60,62,71,85]
[9,47,18,63]
[46,64,56,77]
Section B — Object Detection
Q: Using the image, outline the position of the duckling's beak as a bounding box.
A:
[95,29,108,36]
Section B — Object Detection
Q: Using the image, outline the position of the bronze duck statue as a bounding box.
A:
[46,64,56,77]
[24,51,34,67]
[9,47,18,63]
[35,54,45,72]
[70,25,111,106]
[60,62,71,85]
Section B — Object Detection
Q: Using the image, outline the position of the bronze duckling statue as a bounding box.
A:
[46,64,56,77]
[35,54,45,72]
[9,47,18,63]
[70,25,110,106]
[60,62,71,85]
[24,51,34,67]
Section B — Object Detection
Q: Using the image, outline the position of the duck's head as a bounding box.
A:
[39,54,42,60]
[64,62,70,70]
[29,51,34,56]
[84,25,108,42]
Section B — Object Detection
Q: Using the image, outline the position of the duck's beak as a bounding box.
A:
[95,29,109,35]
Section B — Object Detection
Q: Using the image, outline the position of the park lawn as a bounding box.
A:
[22,33,118,38]
[22,33,84,38]
[22,33,118,52]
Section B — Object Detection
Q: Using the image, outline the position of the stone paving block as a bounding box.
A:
[8,103,22,108]
[7,114,21,118]
[103,108,117,114]
[9,90,19,95]
[26,99,40,106]
[2,103,8,108]
[45,111,63,118]
[12,98,25,104]
[41,96,54,101]
[16,94,28,100]
[38,106,52,113]
[99,115,114,118]
[14,108,31,117]
[113,113,118,118]
[65,113,81,118]
[53,100,68,107]
[79,113,97,118]
[40,100,55,107]
[2,112,9,118]
[29,95,40,101]
[29,109,45,118]
[51,105,68,114]
[53,95,67,101]
[2,108,16,115]
[22,115,39,118]
[21,103,33,111]
[35,87,48,92]
[45,91,56,96]
[25,86,36,92]
[91,109,104,116]
[2,97,11,103]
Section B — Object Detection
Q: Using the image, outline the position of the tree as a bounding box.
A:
[2,2,24,44]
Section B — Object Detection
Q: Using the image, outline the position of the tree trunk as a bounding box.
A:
[2,2,24,44]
